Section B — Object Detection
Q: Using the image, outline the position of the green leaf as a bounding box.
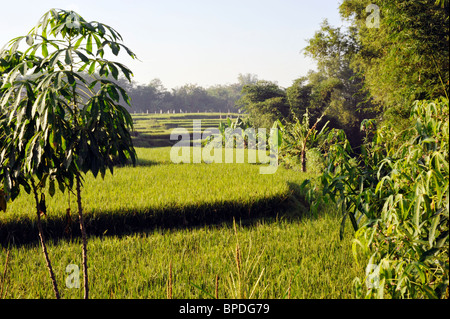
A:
[97,23,106,36]
[106,84,119,101]
[78,61,89,72]
[339,213,348,240]
[73,36,84,50]
[348,211,358,232]
[88,61,96,74]
[99,63,109,77]
[117,86,131,105]
[119,43,136,59]
[428,214,440,247]
[109,63,119,80]
[74,50,90,63]
[67,72,76,86]
[42,43,49,57]
[86,34,93,53]
[65,49,73,65]
[49,179,55,197]
[110,42,120,56]
[414,195,423,233]
[48,50,62,68]
[116,62,133,82]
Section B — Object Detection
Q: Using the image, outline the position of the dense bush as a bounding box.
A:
[304,97,449,298]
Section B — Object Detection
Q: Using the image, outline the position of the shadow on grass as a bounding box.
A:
[0,182,313,248]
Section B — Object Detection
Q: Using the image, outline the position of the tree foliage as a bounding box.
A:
[340,0,449,121]
[236,80,289,128]
[0,8,138,299]
[302,97,449,298]
[303,19,378,147]
[117,73,256,114]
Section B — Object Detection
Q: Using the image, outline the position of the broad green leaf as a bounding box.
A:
[88,61,96,74]
[78,61,89,72]
[74,50,89,63]
[428,214,440,247]
[109,63,119,80]
[92,33,102,49]
[73,36,84,50]
[65,49,73,65]
[119,43,136,59]
[110,42,120,56]
[86,34,93,53]
[66,72,75,85]
[106,84,119,101]
[99,63,108,77]
[49,179,55,197]
[48,50,62,68]
[97,23,106,36]
[116,62,133,82]
[42,43,49,57]
[413,195,423,233]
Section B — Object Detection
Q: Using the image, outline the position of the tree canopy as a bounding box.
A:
[340,0,449,122]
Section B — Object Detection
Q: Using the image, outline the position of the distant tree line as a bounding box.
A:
[114,73,258,114]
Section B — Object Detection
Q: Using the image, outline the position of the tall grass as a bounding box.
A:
[0,210,363,299]
[0,147,312,243]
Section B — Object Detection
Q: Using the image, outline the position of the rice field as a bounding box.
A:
[0,113,365,299]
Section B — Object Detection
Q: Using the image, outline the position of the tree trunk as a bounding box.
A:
[301,112,326,173]
[31,182,60,299]
[76,174,89,299]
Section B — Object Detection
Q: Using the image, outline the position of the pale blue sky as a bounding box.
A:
[0,0,345,89]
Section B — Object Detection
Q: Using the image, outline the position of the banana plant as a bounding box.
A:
[276,108,330,172]
[207,116,253,148]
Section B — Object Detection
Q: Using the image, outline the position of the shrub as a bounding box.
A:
[304,97,449,298]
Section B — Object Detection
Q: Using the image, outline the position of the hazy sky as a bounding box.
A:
[0,0,345,89]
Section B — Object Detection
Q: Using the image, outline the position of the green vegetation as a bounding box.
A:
[131,113,242,147]
[0,210,362,299]
[302,97,449,298]
[234,0,449,299]
[340,0,449,115]
[0,8,138,299]
[114,74,256,114]
[0,145,365,299]
[0,147,312,242]
[1,1,448,300]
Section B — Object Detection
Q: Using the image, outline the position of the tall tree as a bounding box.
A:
[303,19,377,147]
[340,0,449,122]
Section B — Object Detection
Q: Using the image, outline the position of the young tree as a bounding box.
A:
[0,9,137,298]
[1,47,63,299]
